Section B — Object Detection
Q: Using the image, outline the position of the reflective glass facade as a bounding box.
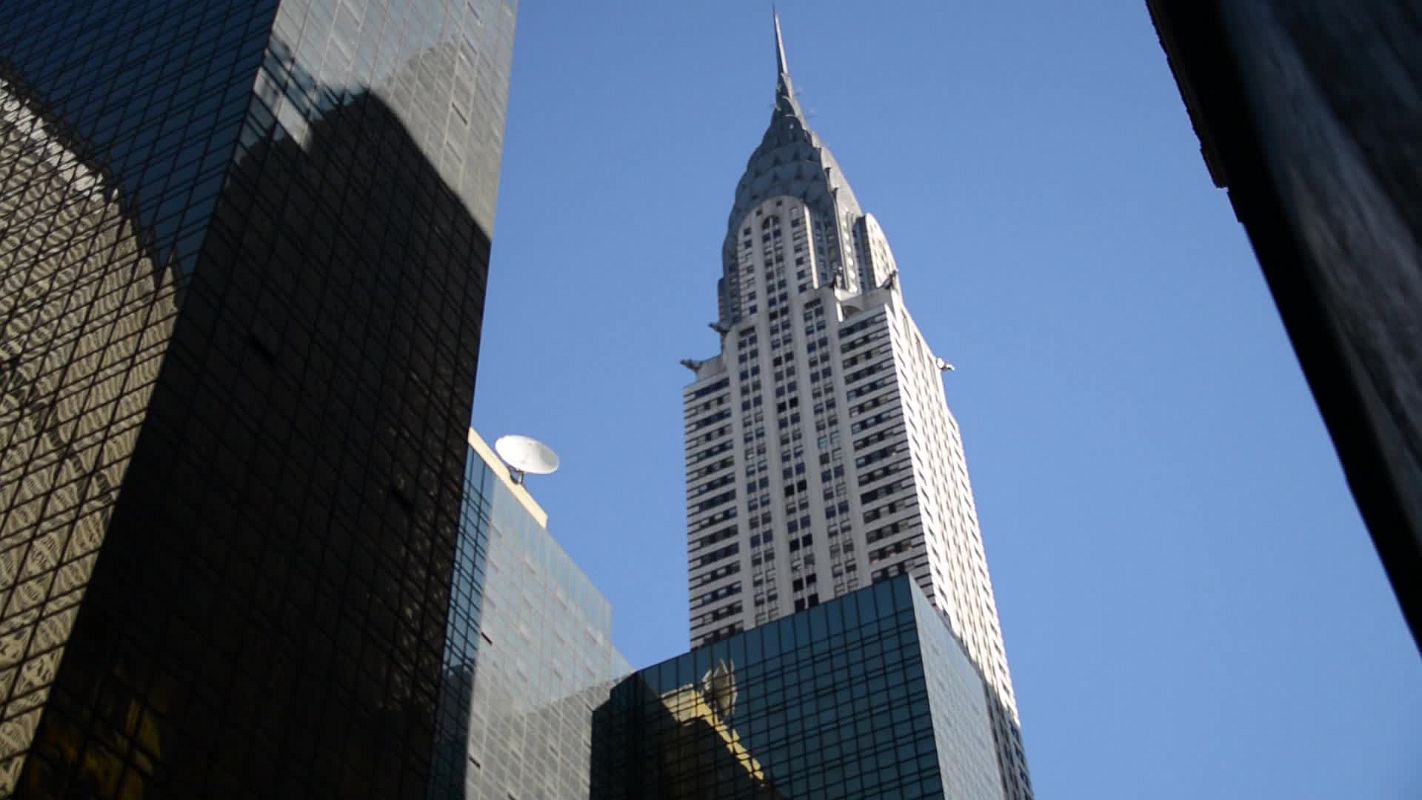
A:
[430,431,629,799]
[591,576,1001,800]
[0,0,516,795]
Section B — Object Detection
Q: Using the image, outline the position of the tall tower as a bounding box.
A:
[682,17,1032,798]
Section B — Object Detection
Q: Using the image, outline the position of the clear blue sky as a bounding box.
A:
[471,2,1420,797]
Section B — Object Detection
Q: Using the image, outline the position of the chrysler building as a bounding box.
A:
[682,17,1033,798]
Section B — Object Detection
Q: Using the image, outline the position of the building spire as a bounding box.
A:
[773,8,792,95]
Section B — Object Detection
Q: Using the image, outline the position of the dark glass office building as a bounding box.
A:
[592,576,1002,800]
[0,0,516,795]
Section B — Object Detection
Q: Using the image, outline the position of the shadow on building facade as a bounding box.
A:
[1,0,514,792]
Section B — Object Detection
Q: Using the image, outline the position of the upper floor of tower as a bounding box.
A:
[717,14,899,326]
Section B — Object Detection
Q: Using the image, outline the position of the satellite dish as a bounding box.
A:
[494,435,560,485]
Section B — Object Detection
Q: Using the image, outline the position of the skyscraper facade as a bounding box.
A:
[682,19,1032,798]
[0,0,515,795]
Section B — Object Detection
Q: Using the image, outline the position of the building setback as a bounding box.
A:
[0,0,515,795]
[682,17,1032,798]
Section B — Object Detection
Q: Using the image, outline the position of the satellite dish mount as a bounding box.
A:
[493,435,560,486]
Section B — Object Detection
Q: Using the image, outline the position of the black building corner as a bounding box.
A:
[1147,0,1422,651]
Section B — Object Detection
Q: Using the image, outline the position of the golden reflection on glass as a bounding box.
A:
[0,78,179,793]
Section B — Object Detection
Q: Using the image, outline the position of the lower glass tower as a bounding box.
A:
[593,576,1002,800]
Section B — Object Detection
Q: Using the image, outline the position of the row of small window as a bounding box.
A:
[841,330,891,358]
[689,455,735,481]
[843,360,888,387]
[861,459,913,490]
[747,529,775,548]
[693,581,742,609]
[871,560,919,584]
[687,473,735,500]
[861,478,913,506]
[687,440,734,468]
[849,392,898,420]
[693,541,739,568]
[695,621,742,645]
[869,537,918,565]
[685,408,730,433]
[690,560,740,588]
[852,407,902,434]
[787,531,815,554]
[840,309,887,338]
[741,426,766,449]
[828,552,860,575]
[688,378,729,400]
[745,511,779,528]
[703,600,742,625]
[843,342,892,370]
[688,508,737,538]
[865,501,918,528]
[691,490,736,515]
[686,393,729,417]
[807,366,837,387]
[686,424,730,448]
[846,377,895,401]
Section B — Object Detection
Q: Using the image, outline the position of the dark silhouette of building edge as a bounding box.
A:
[1148,0,1422,652]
